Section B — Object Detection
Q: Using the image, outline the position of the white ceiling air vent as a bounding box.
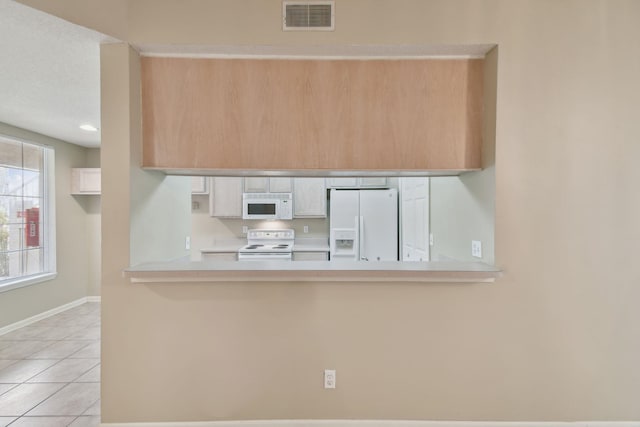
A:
[283,1,335,31]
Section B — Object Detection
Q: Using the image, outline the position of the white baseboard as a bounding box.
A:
[100,420,640,427]
[0,296,100,336]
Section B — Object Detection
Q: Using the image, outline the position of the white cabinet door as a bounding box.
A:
[210,177,243,217]
[400,177,429,262]
[269,177,292,193]
[71,168,101,195]
[326,177,388,188]
[244,177,269,193]
[293,178,327,217]
[191,177,209,194]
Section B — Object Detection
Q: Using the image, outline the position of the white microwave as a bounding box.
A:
[242,193,293,220]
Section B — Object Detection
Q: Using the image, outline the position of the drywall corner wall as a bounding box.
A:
[0,122,93,327]
[430,47,496,264]
[100,43,135,425]
[100,43,191,423]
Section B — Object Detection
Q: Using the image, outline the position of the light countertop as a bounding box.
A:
[125,258,501,284]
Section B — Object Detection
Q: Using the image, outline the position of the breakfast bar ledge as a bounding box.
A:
[124,259,501,283]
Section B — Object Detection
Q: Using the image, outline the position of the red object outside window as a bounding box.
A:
[25,207,39,247]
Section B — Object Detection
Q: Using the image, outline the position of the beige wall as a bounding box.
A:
[62,0,640,422]
[0,123,97,327]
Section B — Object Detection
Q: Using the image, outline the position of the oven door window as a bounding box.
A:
[247,203,276,215]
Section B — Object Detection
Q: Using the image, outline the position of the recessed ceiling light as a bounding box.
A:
[79,124,98,132]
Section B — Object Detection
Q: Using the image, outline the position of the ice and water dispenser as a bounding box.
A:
[329,228,358,260]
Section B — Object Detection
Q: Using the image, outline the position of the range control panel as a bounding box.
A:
[247,229,295,241]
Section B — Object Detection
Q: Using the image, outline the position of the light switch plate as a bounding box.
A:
[471,240,482,258]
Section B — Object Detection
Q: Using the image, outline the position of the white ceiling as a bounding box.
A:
[0,0,115,148]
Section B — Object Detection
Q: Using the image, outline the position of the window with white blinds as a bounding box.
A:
[0,135,56,291]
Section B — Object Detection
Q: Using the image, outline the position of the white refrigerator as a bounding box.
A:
[329,188,398,261]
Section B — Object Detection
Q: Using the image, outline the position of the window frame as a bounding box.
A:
[0,135,56,293]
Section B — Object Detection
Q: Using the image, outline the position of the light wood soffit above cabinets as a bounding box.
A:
[141,57,484,174]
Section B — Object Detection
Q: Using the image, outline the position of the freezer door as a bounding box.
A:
[359,189,398,261]
[329,189,359,228]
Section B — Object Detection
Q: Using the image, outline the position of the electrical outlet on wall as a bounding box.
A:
[429,233,434,246]
[324,369,336,389]
[303,225,309,234]
[242,226,248,234]
[185,236,191,250]
[471,240,482,258]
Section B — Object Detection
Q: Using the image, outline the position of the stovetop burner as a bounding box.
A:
[238,229,295,256]
[239,243,291,252]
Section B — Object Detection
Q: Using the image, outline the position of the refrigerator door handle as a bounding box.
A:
[359,216,368,261]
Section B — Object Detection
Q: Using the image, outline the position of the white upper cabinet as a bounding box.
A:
[326,177,358,188]
[243,177,269,193]
[326,177,388,189]
[293,178,327,218]
[71,168,101,195]
[269,177,293,193]
[359,177,388,187]
[208,177,325,218]
[191,177,209,194]
[210,177,243,217]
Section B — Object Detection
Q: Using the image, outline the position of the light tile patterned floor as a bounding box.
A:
[0,302,100,427]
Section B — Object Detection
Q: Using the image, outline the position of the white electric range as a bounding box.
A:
[237,229,295,261]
